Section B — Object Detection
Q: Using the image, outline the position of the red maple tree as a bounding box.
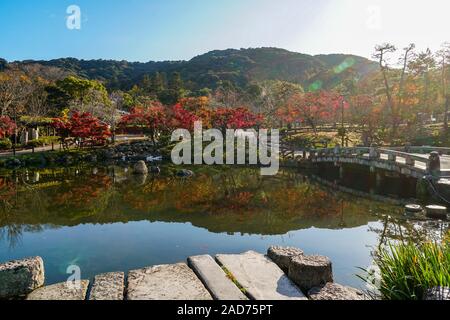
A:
[119,103,168,143]
[52,112,111,148]
[211,107,264,133]
[169,103,199,131]
[277,91,343,131]
[0,116,16,139]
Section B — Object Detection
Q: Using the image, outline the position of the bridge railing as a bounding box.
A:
[384,146,450,155]
[309,146,431,172]
[377,148,430,171]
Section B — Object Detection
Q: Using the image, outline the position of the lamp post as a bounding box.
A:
[340,95,346,147]
[12,105,17,157]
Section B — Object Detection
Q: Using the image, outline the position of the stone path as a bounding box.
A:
[89,272,125,301]
[2,248,367,300]
[216,251,307,300]
[188,255,247,300]
[127,263,212,300]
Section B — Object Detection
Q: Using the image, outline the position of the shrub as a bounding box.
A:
[26,137,60,148]
[360,241,450,300]
[0,138,12,150]
[27,139,44,148]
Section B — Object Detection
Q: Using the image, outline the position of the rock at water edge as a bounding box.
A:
[26,281,89,300]
[288,255,333,292]
[0,257,45,299]
[308,283,365,300]
[267,246,304,273]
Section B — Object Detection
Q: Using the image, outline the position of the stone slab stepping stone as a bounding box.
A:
[267,246,304,272]
[127,263,212,300]
[308,283,365,300]
[215,251,306,300]
[0,256,45,299]
[188,255,247,300]
[89,272,125,300]
[26,281,89,300]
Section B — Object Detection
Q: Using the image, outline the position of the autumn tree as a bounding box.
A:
[277,91,341,133]
[0,116,16,139]
[0,68,31,117]
[118,102,168,143]
[373,43,397,136]
[257,80,304,126]
[436,43,450,135]
[169,103,199,131]
[210,107,263,134]
[409,48,438,117]
[52,111,111,148]
[396,44,416,114]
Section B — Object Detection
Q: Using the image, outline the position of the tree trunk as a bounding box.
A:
[444,95,449,137]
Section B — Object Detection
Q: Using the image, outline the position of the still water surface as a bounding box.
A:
[0,166,446,289]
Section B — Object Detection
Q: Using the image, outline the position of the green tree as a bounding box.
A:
[151,72,165,94]
[157,72,185,105]
[168,72,183,92]
[140,74,152,95]
[55,76,109,106]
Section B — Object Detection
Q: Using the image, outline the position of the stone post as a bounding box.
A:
[20,130,29,145]
[334,144,341,156]
[388,153,396,162]
[404,143,411,153]
[369,144,379,160]
[405,156,415,166]
[428,151,441,176]
[31,128,39,140]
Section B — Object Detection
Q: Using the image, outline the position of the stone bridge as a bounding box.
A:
[290,145,450,179]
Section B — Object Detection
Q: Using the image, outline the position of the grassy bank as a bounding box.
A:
[361,239,450,300]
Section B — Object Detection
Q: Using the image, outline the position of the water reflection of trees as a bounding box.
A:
[370,215,449,247]
[0,166,415,246]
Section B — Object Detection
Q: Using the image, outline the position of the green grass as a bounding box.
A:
[360,240,450,300]
[221,266,247,295]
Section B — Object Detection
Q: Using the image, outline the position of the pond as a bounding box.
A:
[0,165,447,289]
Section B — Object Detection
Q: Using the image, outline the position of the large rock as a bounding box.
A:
[267,246,304,273]
[288,255,333,291]
[26,281,89,300]
[0,257,45,299]
[89,272,124,300]
[188,255,247,300]
[308,283,365,300]
[216,251,306,300]
[424,287,450,300]
[127,263,212,300]
[133,161,148,175]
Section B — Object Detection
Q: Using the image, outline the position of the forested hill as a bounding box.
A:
[5,47,378,91]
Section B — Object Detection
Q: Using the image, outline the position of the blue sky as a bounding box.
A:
[1,0,449,62]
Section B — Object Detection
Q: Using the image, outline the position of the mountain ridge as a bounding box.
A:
[3,47,379,92]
